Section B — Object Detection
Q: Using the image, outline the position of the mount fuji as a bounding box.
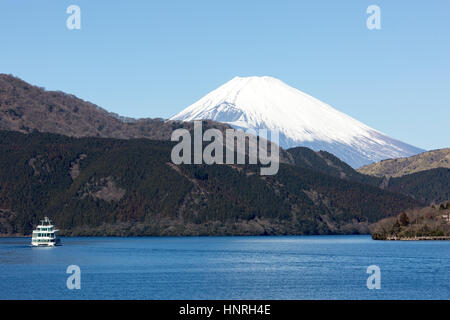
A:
[170,76,424,168]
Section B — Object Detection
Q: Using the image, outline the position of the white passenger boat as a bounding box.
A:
[31,217,61,247]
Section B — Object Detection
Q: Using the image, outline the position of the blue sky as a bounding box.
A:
[1,0,449,150]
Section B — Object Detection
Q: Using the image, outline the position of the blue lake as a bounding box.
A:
[0,235,449,300]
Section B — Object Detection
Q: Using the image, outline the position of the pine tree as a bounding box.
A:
[399,212,409,226]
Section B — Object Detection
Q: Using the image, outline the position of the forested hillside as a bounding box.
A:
[0,74,231,140]
[287,147,450,205]
[0,131,420,236]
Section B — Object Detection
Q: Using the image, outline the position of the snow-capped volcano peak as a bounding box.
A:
[170,76,424,168]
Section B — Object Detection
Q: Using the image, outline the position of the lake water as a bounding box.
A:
[0,235,449,300]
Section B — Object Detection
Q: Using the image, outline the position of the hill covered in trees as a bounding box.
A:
[386,168,450,205]
[286,147,450,206]
[0,131,421,236]
[287,147,380,185]
[0,73,231,140]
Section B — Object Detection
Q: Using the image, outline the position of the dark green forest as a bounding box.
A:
[287,146,450,205]
[0,131,426,236]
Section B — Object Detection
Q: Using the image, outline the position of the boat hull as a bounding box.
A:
[31,243,60,247]
[31,239,61,247]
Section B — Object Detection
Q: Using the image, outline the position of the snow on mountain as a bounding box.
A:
[169,76,424,168]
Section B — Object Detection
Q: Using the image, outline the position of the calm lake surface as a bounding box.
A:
[0,235,449,300]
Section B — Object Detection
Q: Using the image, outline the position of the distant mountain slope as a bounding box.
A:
[387,168,450,205]
[286,147,379,185]
[0,131,420,236]
[286,147,450,205]
[0,73,230,139]
[170,76,424,168]
[358,148,450,177]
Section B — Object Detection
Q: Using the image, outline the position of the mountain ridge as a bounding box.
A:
[0,73,232,140]
[358,148,450,177]
[286,147,450,205]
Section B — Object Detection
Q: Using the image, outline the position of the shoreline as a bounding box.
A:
[384,236,450,241]
[0,234,372,238]
[3,234,448,240]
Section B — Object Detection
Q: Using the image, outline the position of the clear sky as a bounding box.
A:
[1,0,449,150]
